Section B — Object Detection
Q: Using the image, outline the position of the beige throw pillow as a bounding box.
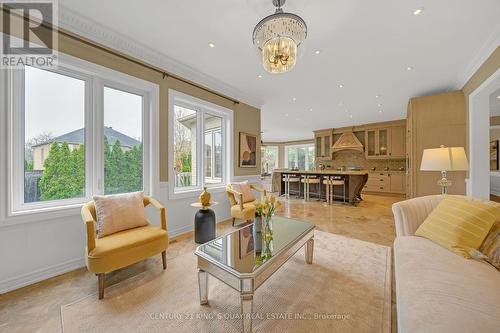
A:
[474,221,500,270]
[93,191,149,238]
[231,181,256,203]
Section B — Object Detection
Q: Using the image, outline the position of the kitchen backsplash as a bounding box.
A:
[321,150,405,170]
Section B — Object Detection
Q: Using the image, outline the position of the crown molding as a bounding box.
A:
[57,6,263,108]
[456,23,500,90]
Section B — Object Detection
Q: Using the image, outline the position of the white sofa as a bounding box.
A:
[392,195,500,333]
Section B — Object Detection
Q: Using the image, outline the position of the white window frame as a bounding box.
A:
[5,52,159,219]
[261,145,279,173]
[168,89,233,199]
[284,143,315,170]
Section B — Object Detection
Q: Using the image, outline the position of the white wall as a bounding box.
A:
[468,69,500,199]
[0,175,260,293]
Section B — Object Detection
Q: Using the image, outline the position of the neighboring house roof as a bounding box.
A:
[33,127,141,148]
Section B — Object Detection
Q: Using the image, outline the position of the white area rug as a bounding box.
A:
[61,231,391,332]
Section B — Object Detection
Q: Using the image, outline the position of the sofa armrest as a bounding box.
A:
[81,204,96,253]
[392,195,444,236]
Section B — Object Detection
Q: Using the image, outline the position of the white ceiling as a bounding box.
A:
[59,0,500,142]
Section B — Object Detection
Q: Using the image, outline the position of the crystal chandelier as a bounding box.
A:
[252,0,307,74]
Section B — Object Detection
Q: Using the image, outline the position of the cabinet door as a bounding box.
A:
[365,130,376,158]
[389,126,405,158]
[389,174,405,193]
[315,136,322,157]
[378,128,389,157]
[324,135,331,158]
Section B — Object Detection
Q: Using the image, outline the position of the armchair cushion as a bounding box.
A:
[230,201,257,220]
[86,225,168,273]
[231,181,256,203]
[93,191,149,238]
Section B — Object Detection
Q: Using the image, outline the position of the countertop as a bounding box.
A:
[273,169,406,175]
[273,169,368,175]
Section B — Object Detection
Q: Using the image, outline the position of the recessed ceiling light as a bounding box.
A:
[339,84,344,88]
[285,113,289,117]
[379,110,383,113]
[309,108,313,112]
[257,74,263,79]
[407,66,413,71]
[208,42,216,48]
[413,7,424,16]
[314,50,321,55]
[375,94,380,98]
[349,114,353,119]
[377,103,382,107]
[497,95,500,99]
[292,97,297,102]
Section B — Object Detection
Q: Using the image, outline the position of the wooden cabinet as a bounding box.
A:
[363,172,406,195]
[314,130,332,161]
[365,125,405,159]
[406,91,466,198]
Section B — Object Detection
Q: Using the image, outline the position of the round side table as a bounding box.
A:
[191,202,218,244]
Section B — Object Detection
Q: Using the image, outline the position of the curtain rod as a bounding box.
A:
[3,7,240,105]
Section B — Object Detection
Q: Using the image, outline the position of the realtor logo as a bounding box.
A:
[1,0,58,68]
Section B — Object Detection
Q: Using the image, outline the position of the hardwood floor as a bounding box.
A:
[0,194,402,333]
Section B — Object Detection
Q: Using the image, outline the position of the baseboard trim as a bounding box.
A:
[1,219,232,294]
[0,257,85,294]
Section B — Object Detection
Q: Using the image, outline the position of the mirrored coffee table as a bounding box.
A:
[195,216,315,333]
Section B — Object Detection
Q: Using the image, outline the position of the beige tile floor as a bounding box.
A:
[0,193,402,333]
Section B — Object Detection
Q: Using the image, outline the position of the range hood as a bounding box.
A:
[332,130,364,153]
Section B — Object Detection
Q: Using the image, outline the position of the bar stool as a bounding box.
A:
[323,176,346,205]
[300,175,321,201]
[282,174,300,198]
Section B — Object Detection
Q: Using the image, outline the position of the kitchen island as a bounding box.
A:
[272,169,369,204]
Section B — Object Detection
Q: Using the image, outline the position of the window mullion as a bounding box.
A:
[93,77,104,196]
[198,108,204,189]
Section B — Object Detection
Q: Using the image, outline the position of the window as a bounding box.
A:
[8,54,158,214]
[23,66,86,204]
[285,144,315,170]
[169,90,232,197]
[261,146,279,174]
[103,87,144,195]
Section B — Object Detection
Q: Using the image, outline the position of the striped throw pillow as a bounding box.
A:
[415,195,500,258]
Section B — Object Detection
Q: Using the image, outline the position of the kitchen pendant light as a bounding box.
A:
[252,0,307,74]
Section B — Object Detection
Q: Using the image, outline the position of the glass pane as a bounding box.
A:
[307,146,315,170]
[103,87,143,194]
[214,131,222,178]
[379,129,388,156]
[262,146,278,174]
[367,131,375,156]
[287,148,296,168]
[297,147,306,169]
[324,136,330,157]
[174,105,197,188]
[204,114,222,184]
[24,66,85,203]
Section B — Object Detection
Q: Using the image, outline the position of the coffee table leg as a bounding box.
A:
[198,269,208,305]
[305,237,314,264]
[240,293,254,333]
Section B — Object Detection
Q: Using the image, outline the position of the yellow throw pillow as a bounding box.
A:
[415,195,500,258]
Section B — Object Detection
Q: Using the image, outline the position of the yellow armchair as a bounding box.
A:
[226,184,267,226]
[81,196,168,299]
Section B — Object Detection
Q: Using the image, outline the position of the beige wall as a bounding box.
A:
[58,35,261,181]
[2,18,261,181]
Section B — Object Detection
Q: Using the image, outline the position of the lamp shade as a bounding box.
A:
[420,146,469,171]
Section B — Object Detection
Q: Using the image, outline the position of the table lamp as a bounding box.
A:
[420,145,469,194]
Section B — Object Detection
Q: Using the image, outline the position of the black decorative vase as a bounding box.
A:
[194,208,216,244]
